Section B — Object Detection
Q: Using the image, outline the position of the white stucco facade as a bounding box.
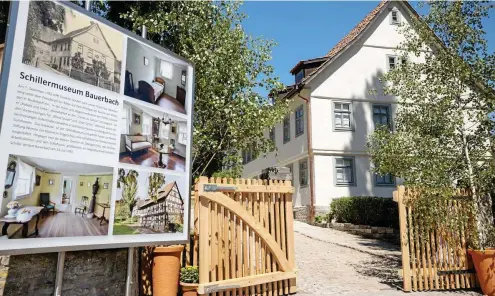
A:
[242,94,311,207]
[242,1,417,214]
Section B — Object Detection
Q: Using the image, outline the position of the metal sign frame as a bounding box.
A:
[0,0,195,255]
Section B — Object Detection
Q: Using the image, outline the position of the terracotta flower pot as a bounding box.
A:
[468,249,495,296]
[180,282,199,296]
[152,245,184,296]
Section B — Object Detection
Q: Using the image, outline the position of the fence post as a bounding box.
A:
[198,177,210,286]
[284,181,297,294]
[396,186,412,292]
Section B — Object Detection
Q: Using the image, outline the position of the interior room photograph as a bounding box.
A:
[123,38,189,115]
[119,101,187,172]
[0,155,113,239]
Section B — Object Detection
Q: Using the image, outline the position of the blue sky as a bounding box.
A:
[240,1,495,87]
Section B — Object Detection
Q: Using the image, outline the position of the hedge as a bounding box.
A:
[329,196,399,229]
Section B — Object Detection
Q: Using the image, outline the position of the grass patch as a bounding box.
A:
[113,224,139,235]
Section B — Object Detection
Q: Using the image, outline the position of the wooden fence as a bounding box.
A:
[394,186,478,292]
[190,177,297,296]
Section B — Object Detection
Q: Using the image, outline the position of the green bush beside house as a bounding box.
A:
[329,196,399,229]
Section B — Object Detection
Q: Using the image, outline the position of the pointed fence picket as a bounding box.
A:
[187,177,297,295]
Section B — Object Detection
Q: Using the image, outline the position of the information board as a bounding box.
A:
[0,1,194,254]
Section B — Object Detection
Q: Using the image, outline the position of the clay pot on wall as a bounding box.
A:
[152,245,184,296]
[468,249,495,296]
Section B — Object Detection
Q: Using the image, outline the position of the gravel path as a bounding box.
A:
[294,222,481,296]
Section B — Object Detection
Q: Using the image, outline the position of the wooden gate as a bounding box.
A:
[192,177,297,295]
[394,186,478,292]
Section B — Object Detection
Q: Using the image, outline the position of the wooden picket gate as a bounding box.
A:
[394,186,478,292]
[191,177,297,295]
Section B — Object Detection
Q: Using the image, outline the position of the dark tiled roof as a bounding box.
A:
[52,22,118,59]
[138,182,178,209]
[278,84,296,94]
[289,57,328,74]
[324,1,388,59]
[53,24,94,42]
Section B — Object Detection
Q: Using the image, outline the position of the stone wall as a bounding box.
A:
[315,222,400,243]
[0,249,135,296]
[293,205,330,223]
[62,249,128,296]
[293,205,310,223]
[2,252,57,296]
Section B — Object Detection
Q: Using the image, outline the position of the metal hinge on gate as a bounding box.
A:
[203,184,237,192]
[437,269,474,275]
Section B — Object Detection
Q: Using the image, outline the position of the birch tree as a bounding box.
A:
[367,1,495,248]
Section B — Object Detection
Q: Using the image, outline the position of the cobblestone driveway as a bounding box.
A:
[294,222,481,296]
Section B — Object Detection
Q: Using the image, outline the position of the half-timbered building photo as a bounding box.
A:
[113,167,185,235]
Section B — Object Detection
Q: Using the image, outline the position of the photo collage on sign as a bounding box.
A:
[0,0,191,244]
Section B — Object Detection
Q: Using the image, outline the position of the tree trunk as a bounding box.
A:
[463,132,492,249]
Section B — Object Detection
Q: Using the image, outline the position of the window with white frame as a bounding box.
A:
[269,127,276,151]
[15,160,35,199]
[87,49,93,59]
[387,55,407,71]
[390,9,400,25]
[334,102,352,130]
[242,149,253,164]
[299,159,308,187]
[375,173,395,186]
[121,104,130,134]
[160,60,173,79]
[283,115,290,143]
[78,44,83,54]
[295,105,304,137]
[373,105,391,129]
[160,122,170,139]
[269,127,275,143]
[335,157,355,186]
[142,114,152,136]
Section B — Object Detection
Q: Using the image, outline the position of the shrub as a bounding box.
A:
[180,266,199,284]
[314,215,324,224]
[329,196,399,228]
[115,203,131,222]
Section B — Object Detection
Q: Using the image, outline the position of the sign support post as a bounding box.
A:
[54,252,66,296]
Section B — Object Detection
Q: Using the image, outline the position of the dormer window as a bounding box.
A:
[295,69,304,84]
[390,9,400,25]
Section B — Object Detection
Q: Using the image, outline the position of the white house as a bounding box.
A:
[49,22,120,83]
[242,1,420,221]
[31,21,121,92]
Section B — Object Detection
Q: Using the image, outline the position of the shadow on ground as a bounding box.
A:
[356,239,400,252]
[353,254,403,290]
[353,254,481,295]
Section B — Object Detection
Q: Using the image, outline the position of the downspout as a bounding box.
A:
[297,93,315,224]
